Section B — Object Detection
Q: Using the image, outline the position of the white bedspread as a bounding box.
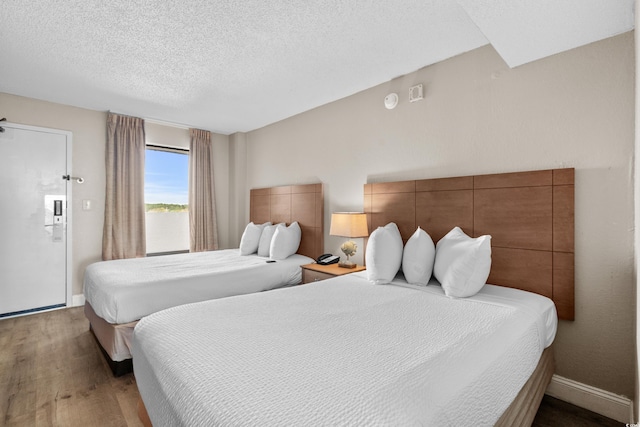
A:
[132,273,557,426]
[84,249,312,324]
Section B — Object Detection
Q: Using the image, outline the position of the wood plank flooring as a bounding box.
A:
[0,306,624,426]
[0,307,141,426]
[532,395,622,427]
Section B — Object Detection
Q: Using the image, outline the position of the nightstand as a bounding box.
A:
[301,263,366,284]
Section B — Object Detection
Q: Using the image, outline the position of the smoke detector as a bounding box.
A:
[384,93,398,109]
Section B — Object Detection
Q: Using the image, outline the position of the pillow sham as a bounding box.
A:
[257,223,283,257]
[270,222,302,260]
[402,227,435,286]
[433,226,492,298]
[365,222,403,285]
[239,222,271,255]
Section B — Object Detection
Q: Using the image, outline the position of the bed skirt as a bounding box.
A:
[84,302,138,376]
[137,345,555,426]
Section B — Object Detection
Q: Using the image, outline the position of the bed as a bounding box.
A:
[134,273,557,426]
[132,168,574,425]
[84,183,324,375]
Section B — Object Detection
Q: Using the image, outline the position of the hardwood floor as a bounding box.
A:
[0,307,141,426]
[0,306,624,426]
[532,395,623,427]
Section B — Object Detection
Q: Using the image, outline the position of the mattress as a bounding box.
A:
[132,272,557,426]
[84,249,312,324]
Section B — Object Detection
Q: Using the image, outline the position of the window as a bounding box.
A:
[144,146,189,255]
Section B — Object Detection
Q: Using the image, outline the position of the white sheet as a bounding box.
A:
[84,249,312,324]
[132,273,557,426]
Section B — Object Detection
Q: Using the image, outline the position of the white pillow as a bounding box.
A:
[365,222,403,285]
[257,223,282,257]
[239,222,270,255]
[434,227,492,298]
[402,227,435,286]
[270,222,302,260]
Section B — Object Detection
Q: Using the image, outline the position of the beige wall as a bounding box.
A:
[0,93,231,297]
[635,1,639,420]
[245,32,635,397]
[228,132,248,249]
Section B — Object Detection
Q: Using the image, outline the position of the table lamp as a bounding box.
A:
[329,212,369,268]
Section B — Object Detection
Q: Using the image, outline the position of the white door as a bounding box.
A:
[0,123,72,317]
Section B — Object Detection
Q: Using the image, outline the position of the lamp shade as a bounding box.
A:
[329,212,369,238]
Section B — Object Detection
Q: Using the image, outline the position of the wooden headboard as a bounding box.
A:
[250,183,324,260]
[364,169,574,320]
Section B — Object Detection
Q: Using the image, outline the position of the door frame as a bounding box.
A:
[4,122,73,311]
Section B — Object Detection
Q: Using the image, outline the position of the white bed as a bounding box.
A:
[132,169,574,424]
[83,250,313,366]
[84,183,325,375]
[84,249,311,324]
[132,272,557,426]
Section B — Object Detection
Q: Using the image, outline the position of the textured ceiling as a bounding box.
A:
[0,0,634,134]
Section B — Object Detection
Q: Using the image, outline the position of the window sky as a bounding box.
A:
[144,149,189,205]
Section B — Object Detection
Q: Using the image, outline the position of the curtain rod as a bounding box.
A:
[108,111,191,130]
[144,117,190,130]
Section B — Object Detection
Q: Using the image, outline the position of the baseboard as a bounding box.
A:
[546,374,633,423]
[72,294,85,307]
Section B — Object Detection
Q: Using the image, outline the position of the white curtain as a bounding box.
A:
[188,128,219,252]
[102,113,146,260]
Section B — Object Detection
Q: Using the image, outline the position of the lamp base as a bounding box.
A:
[338,260,357,269]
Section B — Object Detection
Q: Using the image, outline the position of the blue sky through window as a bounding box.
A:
[144,149,189,204]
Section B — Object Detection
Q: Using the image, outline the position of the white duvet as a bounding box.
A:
[84,249,312,324]
[132,272,557,427]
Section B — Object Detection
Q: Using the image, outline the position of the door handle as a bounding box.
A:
[62,175,84,184]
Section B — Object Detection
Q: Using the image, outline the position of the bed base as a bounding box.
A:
[136,345,554,427]
[496,345,555,426]
[84,302,137,377]
[138,398,153,427]
[90,326,133,376]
